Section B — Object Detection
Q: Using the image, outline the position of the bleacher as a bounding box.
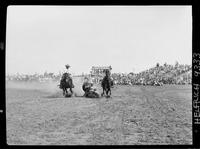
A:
[111,63,192,86]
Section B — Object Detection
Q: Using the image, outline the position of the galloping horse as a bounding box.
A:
[101,69,112,97]
[59,73,74,97]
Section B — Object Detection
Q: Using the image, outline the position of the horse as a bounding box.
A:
[101,70,112,97]
[59,73,74,97]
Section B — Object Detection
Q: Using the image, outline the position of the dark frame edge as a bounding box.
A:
[1,0,199,148]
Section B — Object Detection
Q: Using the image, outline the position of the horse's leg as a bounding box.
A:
[63,89,65,96]
[70,88,73,94]
[106,89,109,96]
[65,88,68,95]
[101,88,105,97]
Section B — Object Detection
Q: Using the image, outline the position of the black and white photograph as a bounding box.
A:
[5,6,193,145]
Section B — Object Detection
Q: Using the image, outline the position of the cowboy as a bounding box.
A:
[82,76,100,98]
[82,77,92,92]
[63,64,71,77]
[61,64,74,88]
[82,77,94,97]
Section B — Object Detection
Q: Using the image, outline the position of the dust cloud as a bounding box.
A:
[6,76,86,97]
[72,76,85,96]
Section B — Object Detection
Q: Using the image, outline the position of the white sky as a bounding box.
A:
[6,6,192,75]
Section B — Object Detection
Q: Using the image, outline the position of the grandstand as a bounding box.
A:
[90,66,112,84]
[111,63,192,86]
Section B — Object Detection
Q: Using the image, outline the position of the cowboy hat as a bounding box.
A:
[65,64,70,69]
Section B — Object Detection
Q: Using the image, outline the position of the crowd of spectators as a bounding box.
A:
[6,62,192,86]
[110,63,192,86]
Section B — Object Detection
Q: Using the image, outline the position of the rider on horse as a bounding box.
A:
[63,64,71,78]
[59,64,74,89]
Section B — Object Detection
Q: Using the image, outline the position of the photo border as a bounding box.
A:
[0,0,199,148]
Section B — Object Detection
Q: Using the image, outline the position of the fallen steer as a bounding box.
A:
[84,88,100,98]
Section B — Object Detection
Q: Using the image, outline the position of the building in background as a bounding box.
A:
[90,66,112,84]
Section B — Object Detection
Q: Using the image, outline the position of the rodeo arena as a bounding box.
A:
[6,62,192,145]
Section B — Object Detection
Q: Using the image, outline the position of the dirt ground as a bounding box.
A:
[6,80,192,145]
